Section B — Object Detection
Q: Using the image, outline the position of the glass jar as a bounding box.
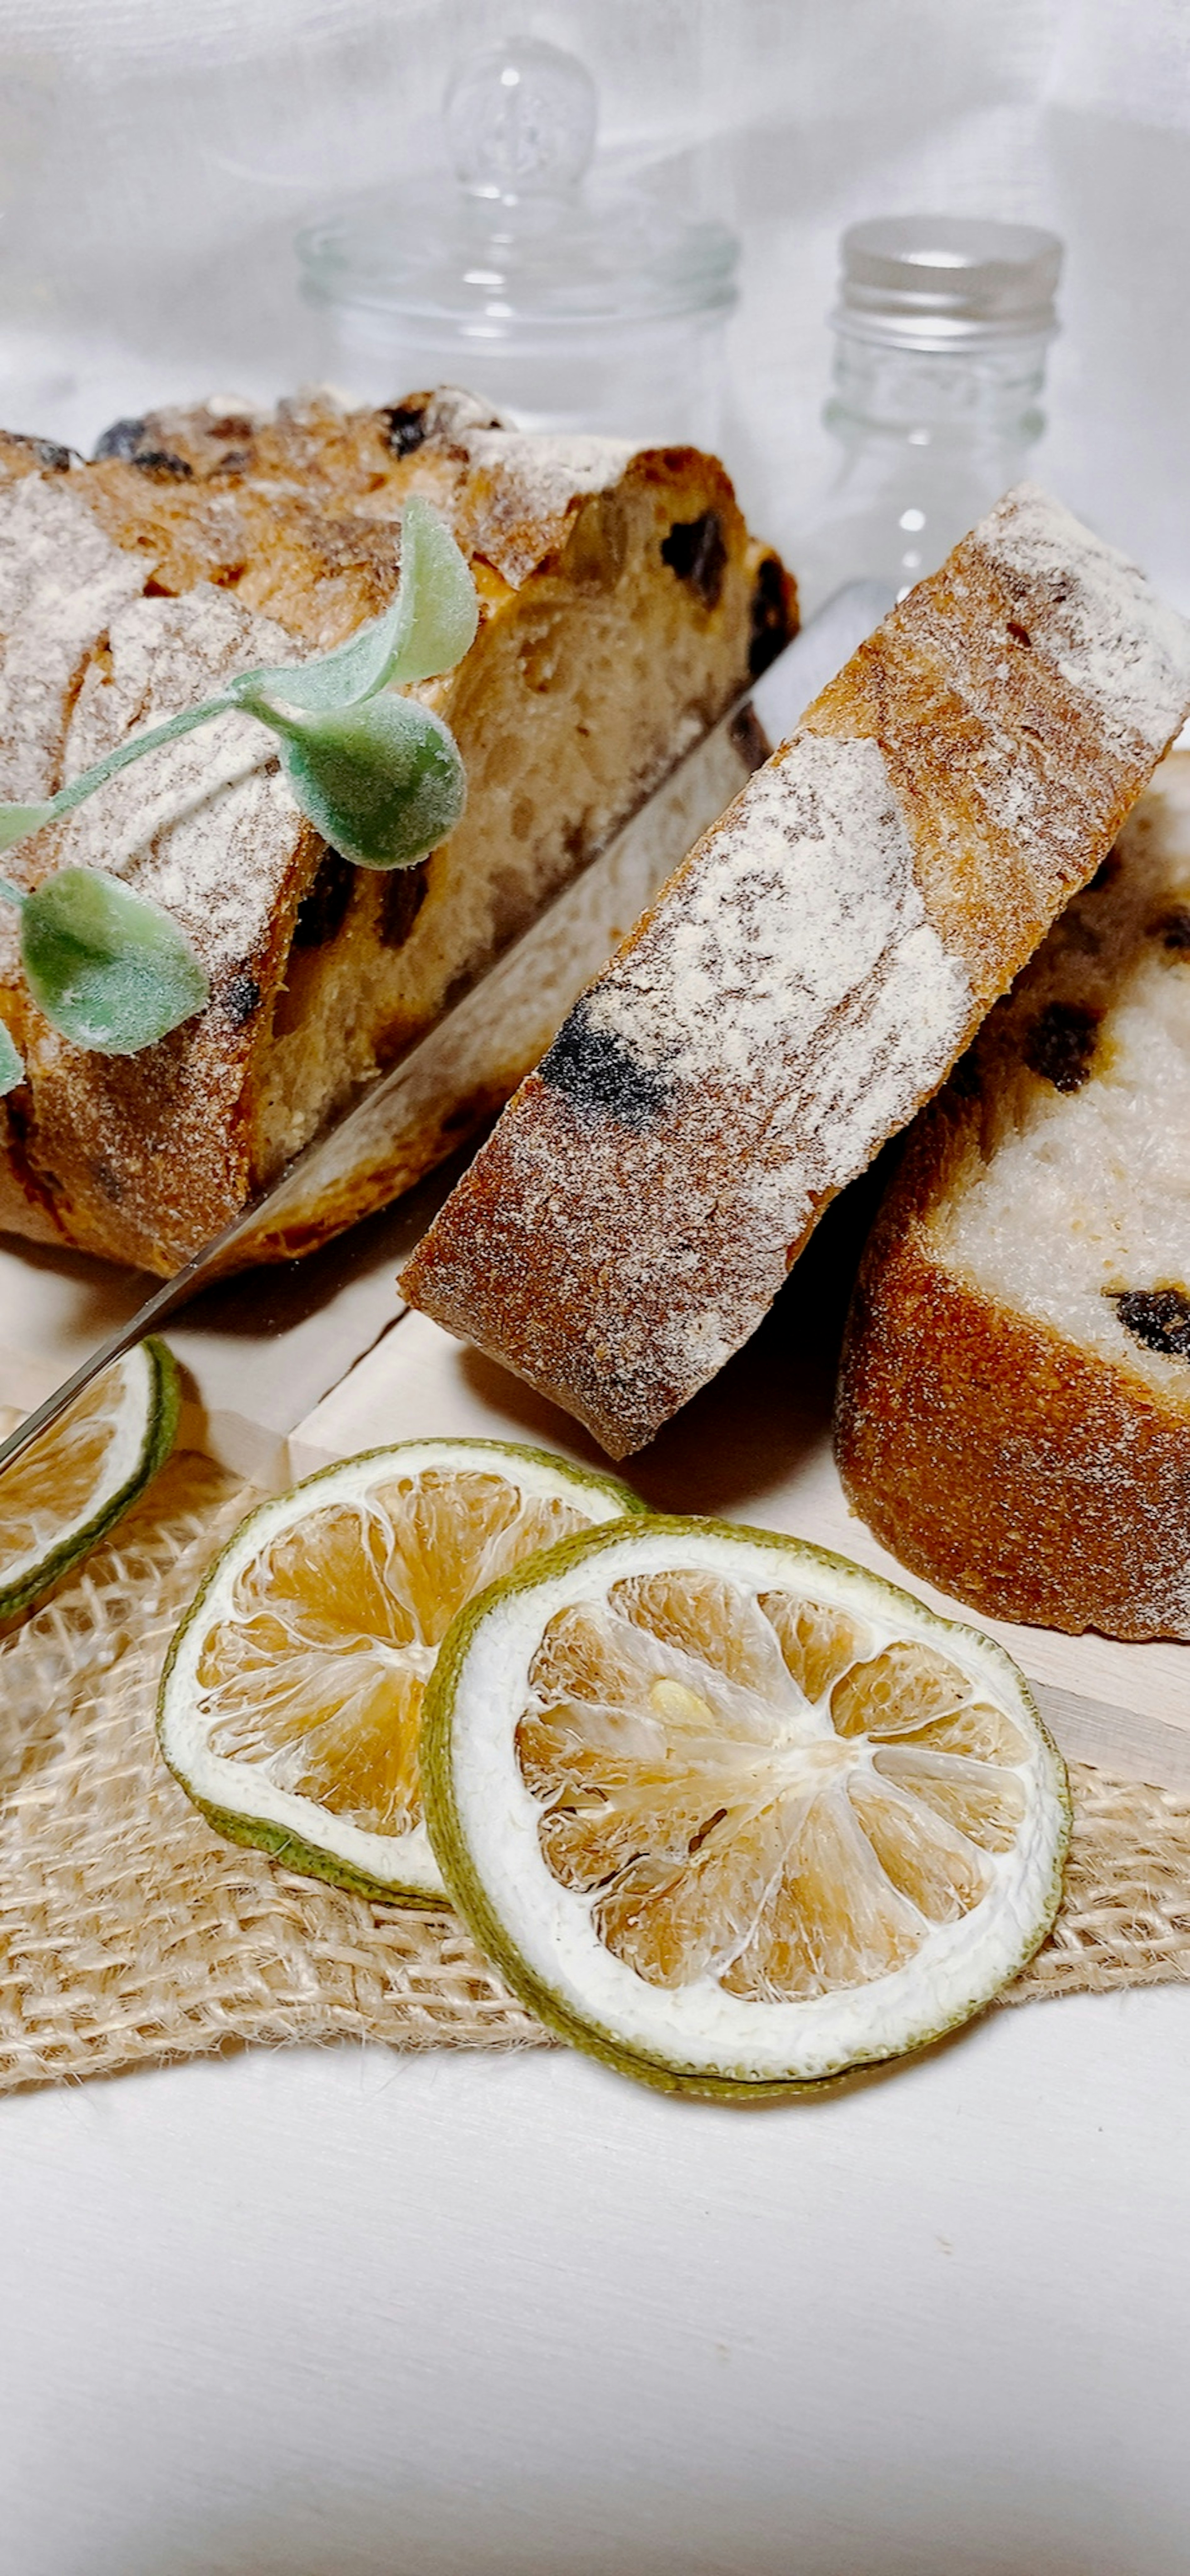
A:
[791,216,1063,616]
[296,38,738,447]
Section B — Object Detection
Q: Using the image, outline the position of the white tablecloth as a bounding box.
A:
[3,1998,1188,2574]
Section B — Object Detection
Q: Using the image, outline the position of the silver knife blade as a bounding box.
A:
[751,578,894,744]
[0,578,895,1480]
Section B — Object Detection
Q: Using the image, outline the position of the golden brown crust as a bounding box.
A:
[0,577,324,1274]
[75,394,797,663]
[802,529,1160,1004]
[834,1119,1190,1640]
[0,1088,69,1246]
[0,429,74,484]
[3,845,313,1274]
[834,763,1190,1643]
[402,487,1190,1457]
[76,390,644,638]
[80,457,251,597]
[0,389,779,1275]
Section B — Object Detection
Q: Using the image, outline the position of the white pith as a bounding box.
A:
[160,1440,632,1899]
[937,755,1190,1400]
[442,1526,1067,2084]
[0,1344,158,1584]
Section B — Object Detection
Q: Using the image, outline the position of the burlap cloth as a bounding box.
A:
[2,1450,1188,2095]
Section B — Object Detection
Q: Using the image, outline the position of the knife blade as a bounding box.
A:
[0,578,895,1480]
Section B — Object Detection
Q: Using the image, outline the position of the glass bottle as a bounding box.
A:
[791,216,1063,616]
[296,38,738,447]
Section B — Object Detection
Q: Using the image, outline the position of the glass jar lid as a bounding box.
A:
[834,216,1063,352]
[297,38,738,341]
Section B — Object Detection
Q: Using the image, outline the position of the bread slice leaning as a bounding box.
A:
[402,486,1190,1456]
[835,750,1190,1642]
[0,388,791,1274]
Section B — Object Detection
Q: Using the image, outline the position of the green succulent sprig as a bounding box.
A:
[0,494,477,1092]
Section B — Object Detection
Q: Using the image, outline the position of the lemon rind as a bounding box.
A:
[0,1338,180,1624]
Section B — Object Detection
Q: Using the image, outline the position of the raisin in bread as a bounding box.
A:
[835,750,1190,1642]
[0,387,792,1274]
[402,486,1190,1456]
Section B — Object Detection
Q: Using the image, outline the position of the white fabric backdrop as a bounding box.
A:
[2,15,1190,2570]
[0,0,1186,591]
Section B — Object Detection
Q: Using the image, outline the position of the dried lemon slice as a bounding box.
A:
[0,1339,179,1621]
[158,1440,643,1903]
[423,1517,1070,2094]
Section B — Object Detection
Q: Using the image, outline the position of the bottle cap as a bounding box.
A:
[834,215,1063,350]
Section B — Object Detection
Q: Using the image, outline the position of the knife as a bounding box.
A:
[0,578,894,1481]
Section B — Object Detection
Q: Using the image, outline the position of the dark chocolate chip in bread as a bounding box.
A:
[661,510,728,611]
[1110,1285,1190,1359]
[293,847,355,950]
[1023,999,1101,1091]
[539,1004,673,1128]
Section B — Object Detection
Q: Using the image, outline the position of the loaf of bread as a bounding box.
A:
[0,389,792,1274]
[835,750,1190,1641]
[402,487,1190,1457]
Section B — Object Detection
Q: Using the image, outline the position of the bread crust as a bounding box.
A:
[834,1108,1190,1640]
[402,487,1190,1456]
[0,389,792,1274]
[835,756,1190,1643]
[0,579,324,1271]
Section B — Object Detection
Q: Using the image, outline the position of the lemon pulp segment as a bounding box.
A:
[518,1570,1029,1998]
[200,1470,598,1835]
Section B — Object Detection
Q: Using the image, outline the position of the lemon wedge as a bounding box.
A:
[0,1339,179,1621]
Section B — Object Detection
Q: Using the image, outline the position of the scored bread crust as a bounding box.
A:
[835,758,1190,1642]
[0,389,793,1274]
[402,486,1190,1457]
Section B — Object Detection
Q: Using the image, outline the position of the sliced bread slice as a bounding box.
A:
[835,749,1190,1642]
[402,487,1190,1456]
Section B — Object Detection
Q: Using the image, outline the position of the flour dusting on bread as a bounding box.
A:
[0,388,789,1273]
[976,485,1190,752]
[0,476,145,807]
[53,589,307,977]
[588,737,969,1089]
[404,484,1190,1457]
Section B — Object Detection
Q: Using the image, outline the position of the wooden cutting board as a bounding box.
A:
[287,1201,1190,1800]
[3,1162,1187,1792]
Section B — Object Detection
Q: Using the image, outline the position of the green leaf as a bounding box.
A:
[21,867,211,1053]
[232,495,478,720]
[0,802,54,853]
[0,1020,23,1094]
[0,498,473,1057]
[273,695,467,871]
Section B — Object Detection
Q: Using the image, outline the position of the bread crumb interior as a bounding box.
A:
[936,754,1190,1398]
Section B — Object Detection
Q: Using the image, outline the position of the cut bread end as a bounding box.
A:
[835,751,1190,1641]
